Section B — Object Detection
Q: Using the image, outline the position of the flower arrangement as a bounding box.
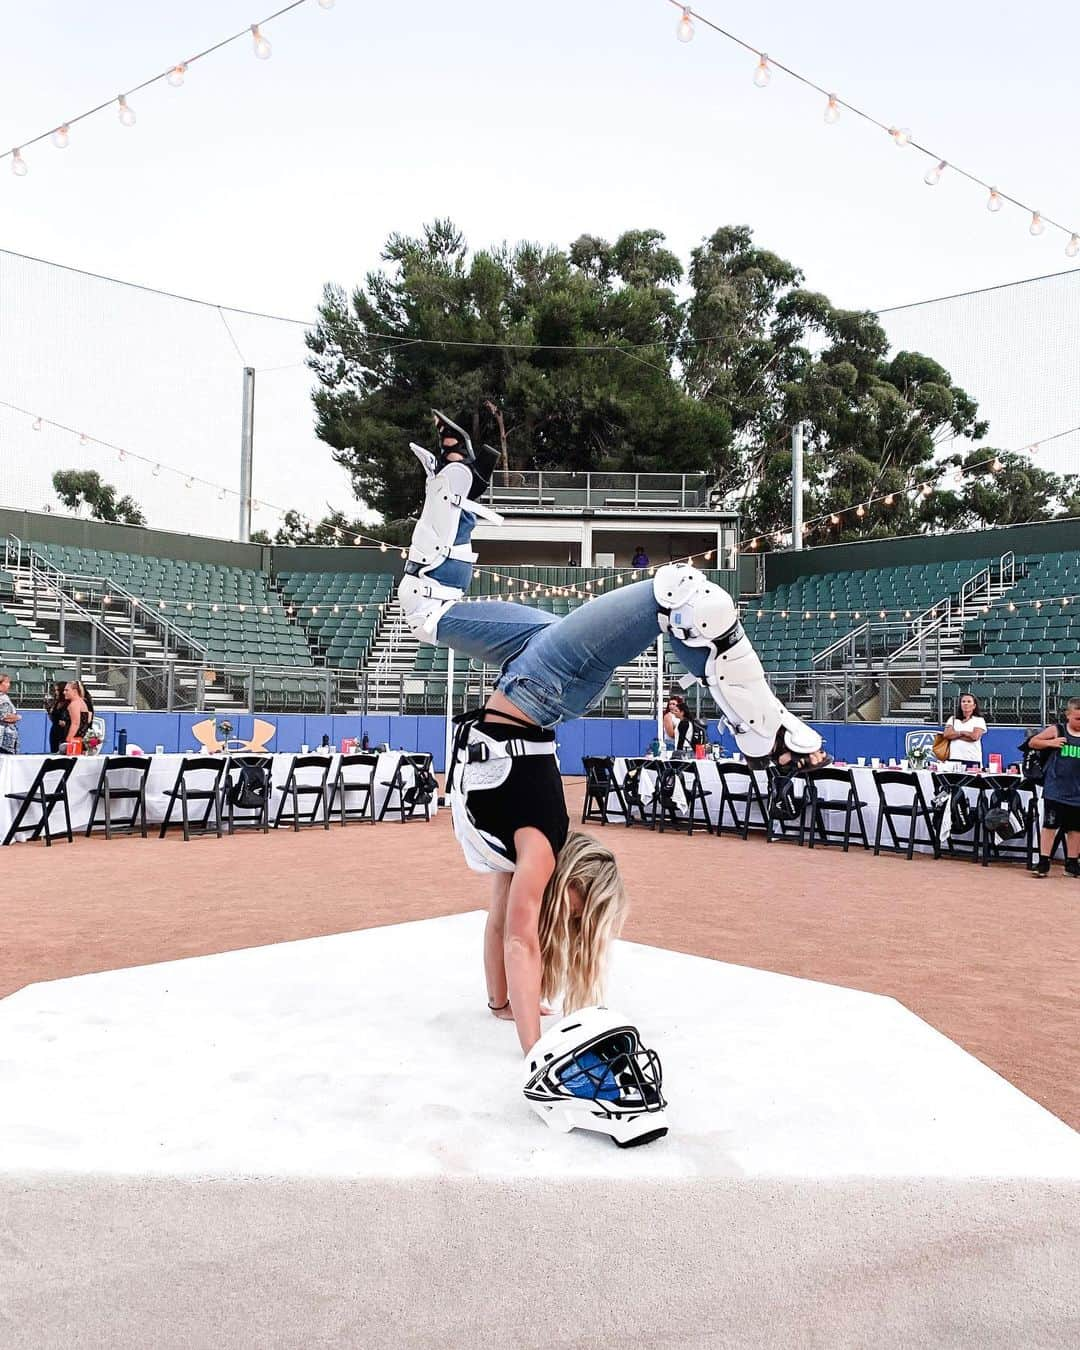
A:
[907,743,931,770]
[83,728,104,755]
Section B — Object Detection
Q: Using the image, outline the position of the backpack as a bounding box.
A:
[1018,722,1063,784]
[983,785,1026,840]
[932,785,973,836]
[405,765,439,807]
[770,773,803,821]
[229,762,269,809]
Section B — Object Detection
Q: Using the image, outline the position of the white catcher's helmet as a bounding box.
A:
[522,1006,668,1148]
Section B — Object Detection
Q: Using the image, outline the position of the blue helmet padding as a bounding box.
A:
[558,1049,622,1102]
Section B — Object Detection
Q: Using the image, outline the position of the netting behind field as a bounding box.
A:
[877,267,1080,481]
[0,249,340,539]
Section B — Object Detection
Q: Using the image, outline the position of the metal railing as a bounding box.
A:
[0,647,1071,726]
[482,471,716,512]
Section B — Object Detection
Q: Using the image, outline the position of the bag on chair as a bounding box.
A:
[229,763,269,810]
[983,786,1025,840]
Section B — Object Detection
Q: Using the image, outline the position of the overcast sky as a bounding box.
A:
[1,0,1078,538]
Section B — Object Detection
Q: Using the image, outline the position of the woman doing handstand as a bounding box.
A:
[398,413,828,1057]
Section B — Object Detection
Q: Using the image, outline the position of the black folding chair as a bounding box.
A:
[581,756,631,826]
[273,753,332,831]
[650,760,714,836]
[328,752,378,825]
[979,776,1039,868]
[872,769,940,860]
[222,755,273,834]
[764,767,809,844]
[85,754,152,840]
[377,753,436,822]
[618,759,654,828]
[3,756,76,846]
[932,772,985,864]
[158,756,226,840]
[714,761,771,838]
[802,766,870,851]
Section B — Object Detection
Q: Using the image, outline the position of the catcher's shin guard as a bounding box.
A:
[654,563,823,763]
[398,422,503,642]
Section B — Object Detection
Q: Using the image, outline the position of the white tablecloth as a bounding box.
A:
[606,757,1040,852]
[0,751,436,843]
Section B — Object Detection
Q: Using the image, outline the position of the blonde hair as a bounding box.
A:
[538,831,628,1012]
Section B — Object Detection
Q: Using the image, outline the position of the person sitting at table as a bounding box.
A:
[64,680,91,745]
[0,672,20,755]
[662,695,690,751]
[941,692,987,766]
[45,681,70,754]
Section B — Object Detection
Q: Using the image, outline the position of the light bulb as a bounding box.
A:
[167,64,187,88]
[824,94,840,124]
[152,463,161,476]
[1067,234,1080,258]
[32,416,42,431]
[117,95,136,126]
[924,159,946,186]
[753,53,771,87]
[379,541,388,551]
[217,488,225,500]
[52,125,70,149]
[890,126,911,147]
[829,513,839,525]
[855,504,866,517]
[884,493,895,505]
[1029,211,1044,236]
[676,6,694,42]
[987,187,1002,212]
[991,457,1003,472]
[251,25,272,59]
[1028,443,1039,455]
[11,148,27,177]
[318,0,336,8]
[922,482,933,496]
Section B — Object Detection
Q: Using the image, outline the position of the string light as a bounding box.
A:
[117,95,136,127]
[855,504,866,518]
[32,416,42,431]
[1030,211,1045,236]
[11,149,27,177]
[251,25,272,59]
[824,94,840,124]
[987,188,1002,213]
[753,53,771,87]
[51,125,70,150]
[676,6,695,41]
[923,160,946,186]
[889,127,911,148]
[167,64,187,88]
[318,0,336,7]
[1067,235,1080,259]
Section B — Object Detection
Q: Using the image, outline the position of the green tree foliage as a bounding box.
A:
[307,220,729,521]
[308,221,1077,545]
[52,469,145,525]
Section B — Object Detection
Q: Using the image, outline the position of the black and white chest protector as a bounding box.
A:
[449,711,561,874]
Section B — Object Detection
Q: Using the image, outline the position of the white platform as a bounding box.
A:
[3,914,1078,1349]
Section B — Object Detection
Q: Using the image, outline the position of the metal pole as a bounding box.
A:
[239,366,255,543]
[655,635,665,746]
[791,423,804,551]
[442,646,455,792]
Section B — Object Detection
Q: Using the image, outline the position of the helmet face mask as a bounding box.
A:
[523,1007,668,1149]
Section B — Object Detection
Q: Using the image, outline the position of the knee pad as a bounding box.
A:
[654,563,822,762]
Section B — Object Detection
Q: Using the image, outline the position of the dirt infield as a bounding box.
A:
[3,780,1078,1129]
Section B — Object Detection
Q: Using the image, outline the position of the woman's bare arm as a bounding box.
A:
[484,873,512,1010]
[504,829,556,1054]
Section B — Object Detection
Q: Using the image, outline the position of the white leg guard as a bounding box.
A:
[398,453,501,643]
[654,563,823,763]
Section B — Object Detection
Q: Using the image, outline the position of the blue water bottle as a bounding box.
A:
[117,728,128,755]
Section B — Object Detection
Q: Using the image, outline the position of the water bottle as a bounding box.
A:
[117,728,128,755]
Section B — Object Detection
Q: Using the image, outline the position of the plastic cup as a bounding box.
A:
[301,744,309,754]
[154,744,165,754]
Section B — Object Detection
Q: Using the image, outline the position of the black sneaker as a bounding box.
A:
[1065,860,1080,879]
[1032,857,1051,878]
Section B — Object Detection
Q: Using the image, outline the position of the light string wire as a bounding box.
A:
[4,396,1077,604]
[3,0,323,171]
[667,1,1080,255]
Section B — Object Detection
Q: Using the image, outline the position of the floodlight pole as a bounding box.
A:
[792,422,805,552]
[239,366,255,542]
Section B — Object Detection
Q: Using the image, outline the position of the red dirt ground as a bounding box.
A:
[3,780,1078,1129]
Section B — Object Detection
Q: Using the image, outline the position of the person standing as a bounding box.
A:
[632,545,650,569]
[941,692,987,766]
[0,673,21,754]
[45,681,70,754]
[1029,697,1080,879]
[662,694,690,751]
[64,680,91,744]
